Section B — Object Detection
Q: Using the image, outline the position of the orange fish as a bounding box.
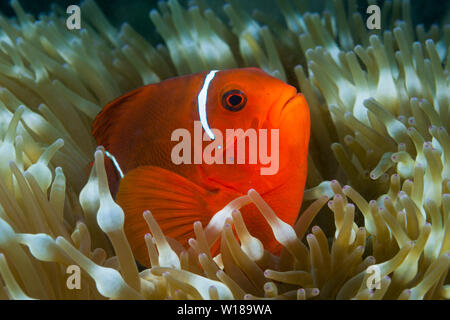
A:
[93,68,310,266]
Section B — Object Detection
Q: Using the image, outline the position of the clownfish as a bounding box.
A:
[93,68,310,266]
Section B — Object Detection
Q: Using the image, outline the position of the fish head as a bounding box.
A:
[199,67,310,196]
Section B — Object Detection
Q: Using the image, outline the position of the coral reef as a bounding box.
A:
[0,0,448,299]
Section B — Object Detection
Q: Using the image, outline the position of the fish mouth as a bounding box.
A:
[267,90,301,127]
[280,93,301,114]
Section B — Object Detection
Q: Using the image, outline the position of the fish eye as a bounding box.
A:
[222,90,246,112]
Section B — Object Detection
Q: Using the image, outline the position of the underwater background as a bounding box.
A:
[0,0,448,300]
[1,0,449,40]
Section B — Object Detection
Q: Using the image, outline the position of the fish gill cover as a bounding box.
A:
[0,0,448,300]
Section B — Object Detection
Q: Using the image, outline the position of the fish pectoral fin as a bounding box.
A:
[116,165,217,265]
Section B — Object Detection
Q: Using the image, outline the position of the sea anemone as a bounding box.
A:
[0,0,448,300]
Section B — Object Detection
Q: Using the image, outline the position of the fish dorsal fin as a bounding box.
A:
[116,165,221,266]
[92,72,208,152]
[92,85,152,151]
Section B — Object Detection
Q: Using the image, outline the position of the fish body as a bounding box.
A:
[93,68,310,266]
